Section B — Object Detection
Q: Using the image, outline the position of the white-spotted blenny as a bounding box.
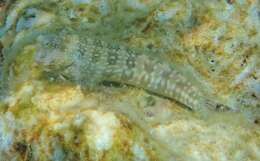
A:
[35,31,229,111]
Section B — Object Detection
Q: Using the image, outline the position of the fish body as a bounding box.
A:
[35,31,227,111]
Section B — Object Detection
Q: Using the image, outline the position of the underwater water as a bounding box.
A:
[0,0,259,161]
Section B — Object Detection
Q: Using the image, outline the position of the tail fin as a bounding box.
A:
[204,98,232,112]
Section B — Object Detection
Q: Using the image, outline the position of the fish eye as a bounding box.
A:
[38,34,61,49]
[44,38,59,49]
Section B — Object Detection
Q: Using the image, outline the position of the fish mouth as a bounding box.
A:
[44,62,74,73]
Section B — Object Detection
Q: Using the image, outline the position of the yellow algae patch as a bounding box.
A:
[10,45,40,91]
[31,85,84,111]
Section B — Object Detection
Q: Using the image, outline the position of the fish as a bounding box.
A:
[34,29,230,111]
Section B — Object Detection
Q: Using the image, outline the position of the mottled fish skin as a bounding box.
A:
[36,33,223,111]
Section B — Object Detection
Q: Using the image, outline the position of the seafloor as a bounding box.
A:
[0,0,259,161]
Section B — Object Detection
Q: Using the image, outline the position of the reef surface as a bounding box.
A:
[0,0,259,161]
